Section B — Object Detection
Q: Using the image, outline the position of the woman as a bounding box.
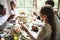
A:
[20,5,56,40]
[7,1,18,22]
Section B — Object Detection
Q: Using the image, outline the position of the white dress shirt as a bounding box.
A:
[0,13,10,30]
[10,8,19,20]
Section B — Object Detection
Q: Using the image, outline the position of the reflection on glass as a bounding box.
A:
[16,0,33,15]
[53,0,58,8]
[25,0,33,7]
[18,8,33,15]
[37,0,47,15]
[37,0,47,8]
[16,0,24,7]
[16,0,33,7]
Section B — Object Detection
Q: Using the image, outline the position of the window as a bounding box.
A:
[16,0,58,15]
[37,0,47,15]
[16,0,24,7]
[0,0,5,5]
[53,0,58,8]
[16,0,33,16]
[37,0,58,15]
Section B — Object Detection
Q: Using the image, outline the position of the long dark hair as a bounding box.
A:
[40,5,56,40]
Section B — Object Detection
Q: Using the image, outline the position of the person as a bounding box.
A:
[45,1,60,40]
[10,1,18,16]
[0,4,7,31]
[45,0,58,15]
[20,5,56,40]
[7,1,18,22]
[0,4,11,40]
[16,12,28,24]
[45,0,54,7]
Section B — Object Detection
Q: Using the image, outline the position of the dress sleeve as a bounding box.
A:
[26,26,48,40]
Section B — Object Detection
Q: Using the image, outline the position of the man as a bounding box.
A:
[45,0,58,15]
[0,4,10,31]
[45,0,54,7]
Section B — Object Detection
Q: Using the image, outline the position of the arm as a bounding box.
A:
[19,23,36,40]
[27,27,47,40]
[20,23,47,40]
[7,14,15,21]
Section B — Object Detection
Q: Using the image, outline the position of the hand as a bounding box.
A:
[12,20,15,22]
[19,23,28,32]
